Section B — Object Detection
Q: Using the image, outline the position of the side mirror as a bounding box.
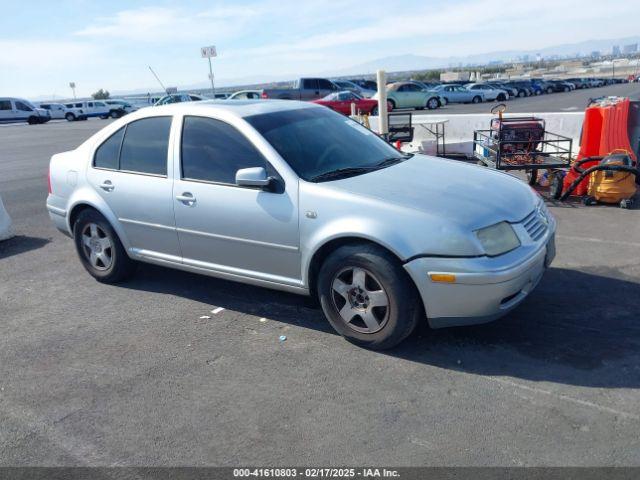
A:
[235,167,272,189]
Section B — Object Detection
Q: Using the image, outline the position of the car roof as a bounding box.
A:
[142,99,320,118]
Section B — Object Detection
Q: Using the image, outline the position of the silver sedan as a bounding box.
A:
[47,100,555,349]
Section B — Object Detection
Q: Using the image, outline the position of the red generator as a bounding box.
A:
[489,116,546,157]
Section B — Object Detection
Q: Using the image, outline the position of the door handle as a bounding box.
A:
[99,180,114,192]
[176,192,196,206]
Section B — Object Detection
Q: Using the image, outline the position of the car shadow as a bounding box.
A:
[0,235,51,260]
[122,264,640,389]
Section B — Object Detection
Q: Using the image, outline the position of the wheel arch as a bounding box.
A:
[305,235,407,299]
[67,196,131,253]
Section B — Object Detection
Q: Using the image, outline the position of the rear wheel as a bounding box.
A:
[472,96,482,104]
[496,93,506,102]
[73,209,136,283]
[518,90,526,98]
[65,112,76,121]
[318,243,421,350]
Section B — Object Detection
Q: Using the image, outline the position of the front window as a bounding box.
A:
[246,107,409,182]
[15,101,33,112]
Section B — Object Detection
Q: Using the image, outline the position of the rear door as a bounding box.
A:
[86,116,181,260]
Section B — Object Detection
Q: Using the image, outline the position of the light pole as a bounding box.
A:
[69,82,76,99]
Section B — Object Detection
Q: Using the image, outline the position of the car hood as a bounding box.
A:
[321,155,538,231]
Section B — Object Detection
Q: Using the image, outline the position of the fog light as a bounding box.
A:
[429,273,456,283]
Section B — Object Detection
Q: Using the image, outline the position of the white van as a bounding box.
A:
[38,103,70,120]
[0,98,50,124]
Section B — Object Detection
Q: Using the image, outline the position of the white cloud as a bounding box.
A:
[74,6,260,42]
[0,40,99,69]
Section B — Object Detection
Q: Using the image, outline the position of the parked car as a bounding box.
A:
[312,91,388,115]
[260,78,338,100]
[64,101,112,119]
[465,83,509,101]
[502,81,533,98]
[153,93,206,106]
[0,193,13,241]
[486,83,519,98]
[38,102,70,119]
[0,97,50,124]
[430,84,484,104]
[546,80,574,93]
[46,100,555,349]
[377,82,442,109]
[349,79,378,91]
[105,99,137,117]
[229,90,262,100]
[565,78,590,89]
[332,80,376,98]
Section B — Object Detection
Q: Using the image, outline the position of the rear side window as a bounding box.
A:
[0,100,12,110]
[302,79,319,90]
[181,116,265,184]
[94,127,125,170]
[120,117,172,175]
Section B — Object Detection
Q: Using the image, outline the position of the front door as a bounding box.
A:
[173,115,301,285]
[86,116,181,260]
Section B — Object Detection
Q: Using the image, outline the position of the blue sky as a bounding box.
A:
[2,0,638,99]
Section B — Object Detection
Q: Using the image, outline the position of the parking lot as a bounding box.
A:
[416,82,640,115]
[1,110,640,467]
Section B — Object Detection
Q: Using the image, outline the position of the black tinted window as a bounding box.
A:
[120,117,171,175]
[0,101,12,110]
[318,79,336,90]
[181,116,265,184]
[15,101,32,111]
[302,79,319,90]
[94,127,125,170]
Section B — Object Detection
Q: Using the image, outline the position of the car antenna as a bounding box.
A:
[148,66,168,94]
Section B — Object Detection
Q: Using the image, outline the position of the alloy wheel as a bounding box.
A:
[331,267,390,334]
[81,223,113,271]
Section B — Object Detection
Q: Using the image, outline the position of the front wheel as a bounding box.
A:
[318,244,421,350]
[496,93,506,102]
[472,96,482,104]
[426,97,439,109]
[110,110,120,118]
[73,209,136,283]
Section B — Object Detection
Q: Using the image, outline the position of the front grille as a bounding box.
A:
[522,209,548,241]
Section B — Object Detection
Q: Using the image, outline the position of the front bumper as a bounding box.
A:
[404,233,555,329]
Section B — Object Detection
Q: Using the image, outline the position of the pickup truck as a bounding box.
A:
[260,78,339,100]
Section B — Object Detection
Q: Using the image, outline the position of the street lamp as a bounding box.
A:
[69,82,76,99]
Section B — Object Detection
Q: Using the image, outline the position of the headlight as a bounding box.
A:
[475,222,520,256]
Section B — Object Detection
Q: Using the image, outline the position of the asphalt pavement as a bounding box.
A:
[1,103,640,466]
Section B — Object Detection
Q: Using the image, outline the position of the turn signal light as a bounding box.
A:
[429,273,456,283]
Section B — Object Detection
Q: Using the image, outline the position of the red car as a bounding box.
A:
[312,91,391,116]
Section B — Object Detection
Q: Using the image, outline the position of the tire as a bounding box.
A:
[426,97,439,109]
[110,110,120,119]
[27,116,37,125]
[65,113,76,122]
[620,199,634,209]
[564,87,570,92]
[387,99,396,110]
[583,196,597,206]
[518,90,526,98]
[317,243,421,350]
[73,209,136,283]
[526,169,538,186]
[371,106,379,116]
[496,93,506,102]
[471,96,482,104]
[547,87,554,94]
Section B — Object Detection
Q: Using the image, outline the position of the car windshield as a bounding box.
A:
[245,107,409,182]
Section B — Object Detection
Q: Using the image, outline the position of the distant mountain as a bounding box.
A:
[332,35,640,76]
